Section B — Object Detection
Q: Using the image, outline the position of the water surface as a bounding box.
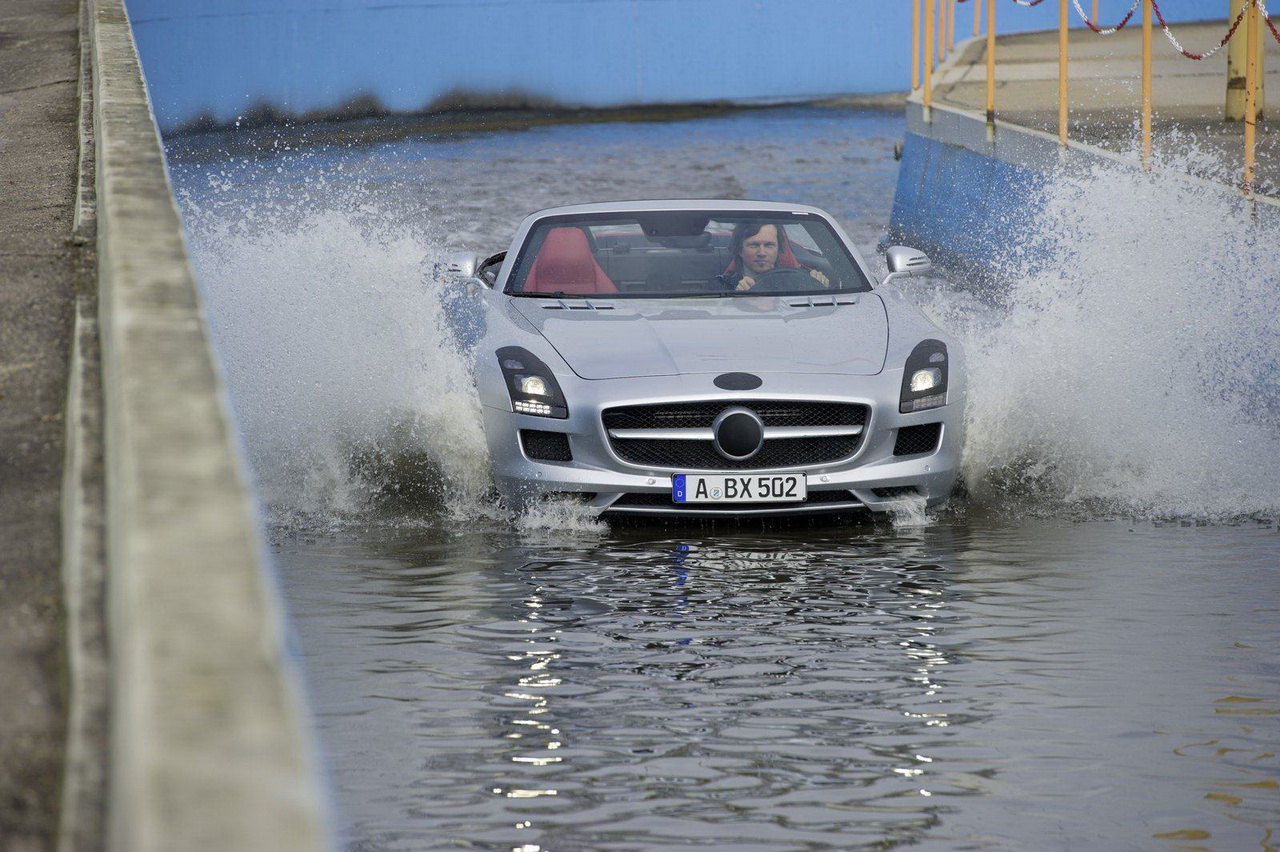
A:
[168,107,1280,851]
[278,520,1279,851]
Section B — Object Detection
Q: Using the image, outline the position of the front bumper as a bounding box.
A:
[482,375,965,518]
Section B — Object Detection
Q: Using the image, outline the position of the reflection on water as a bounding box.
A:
[277,521,1280,851]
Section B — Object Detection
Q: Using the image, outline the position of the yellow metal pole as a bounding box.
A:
[1228,0,1247,120]
[1092,0,1099,25]
[1059,0,1069,146]
[925,0,935,115]
[1142,0,1153,169]
[1259,4,1267,119]
[1226,0,1265,120]
[974,0,982,37]
[938,0,947,64]
[986,0,996,125]
[949,0,957,54]
[1245,0,1260,192]
[913,0,922,91]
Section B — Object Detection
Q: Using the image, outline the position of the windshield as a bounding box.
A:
[505,211,872,298]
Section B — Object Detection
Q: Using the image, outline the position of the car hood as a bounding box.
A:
[509,295,888,379]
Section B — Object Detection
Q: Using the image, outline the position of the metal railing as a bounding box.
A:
[912,0,1277,195]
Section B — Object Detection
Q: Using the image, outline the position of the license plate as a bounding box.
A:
[672,473,806,503]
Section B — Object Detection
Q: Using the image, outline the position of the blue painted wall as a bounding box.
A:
[127,0,1216,133]
[890,128,1048,270]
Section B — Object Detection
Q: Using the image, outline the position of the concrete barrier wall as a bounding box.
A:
[124,0,1212,134]
[889,100,1054,270]
[88,0,327,848]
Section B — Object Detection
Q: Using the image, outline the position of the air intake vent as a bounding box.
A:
[520,430,572,462]
[893,423,942,457]
[539,300,615,310]
[783,294,858,308]
[872,486,920,500]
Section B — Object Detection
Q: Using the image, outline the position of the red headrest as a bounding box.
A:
[524,227,617,294]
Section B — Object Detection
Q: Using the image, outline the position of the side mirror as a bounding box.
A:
[880,246,933,286]
[438,252,483,280]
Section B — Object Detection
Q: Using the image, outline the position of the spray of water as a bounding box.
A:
[178,161,622,534]
[180,181,496,528]
[514,496,611,535]
[173,123,1280,531]
[886,495,934,529]
[914,149,1280,521]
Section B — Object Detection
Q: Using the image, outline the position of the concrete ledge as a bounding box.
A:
[88,0,327,848]
[891,96,1280,268]
[891,32,1279,265]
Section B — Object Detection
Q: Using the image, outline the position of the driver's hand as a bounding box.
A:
[809,269,830,287]
[736,276,755,291]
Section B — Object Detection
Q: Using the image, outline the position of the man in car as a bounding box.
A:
[722,222,830,291]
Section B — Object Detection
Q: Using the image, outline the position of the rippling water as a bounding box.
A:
[166,107,1280,850]
[279,521,1279,851]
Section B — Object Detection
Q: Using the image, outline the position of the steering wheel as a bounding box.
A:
[751,267,818,291]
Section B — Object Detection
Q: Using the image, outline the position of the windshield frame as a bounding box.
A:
[501,209,874,299]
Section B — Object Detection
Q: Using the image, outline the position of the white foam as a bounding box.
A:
[911,153,1280,521]
[514,496,609,536]
[886,494,933,529]
[180,180,494,527]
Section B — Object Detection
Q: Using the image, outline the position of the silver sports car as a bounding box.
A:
[446,200,964,518]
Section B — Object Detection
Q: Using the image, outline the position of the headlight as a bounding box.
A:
[900,340,948,413]
[909,367,942,393]
[498,346,568,418]
[516,375,549,397]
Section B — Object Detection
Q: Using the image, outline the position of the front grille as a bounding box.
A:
[603,401,863,430]
[520,429,572,462]
[609,489,857,510]
[603,401,868,471]
[893,423,942,457]
[610,436,861,470]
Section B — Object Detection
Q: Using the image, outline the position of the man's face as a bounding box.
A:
[740,225,779,274]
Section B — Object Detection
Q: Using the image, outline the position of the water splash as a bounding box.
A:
[171,115,1279,528]
[514,496,610,536]
[168,110,902,529]
[913,149,1280,521]
[179,173,494,528]
[886,494,933,529]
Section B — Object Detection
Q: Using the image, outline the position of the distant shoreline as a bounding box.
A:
[164,93,909,159]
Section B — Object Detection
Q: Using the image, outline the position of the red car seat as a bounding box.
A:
[523,227,617,294]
